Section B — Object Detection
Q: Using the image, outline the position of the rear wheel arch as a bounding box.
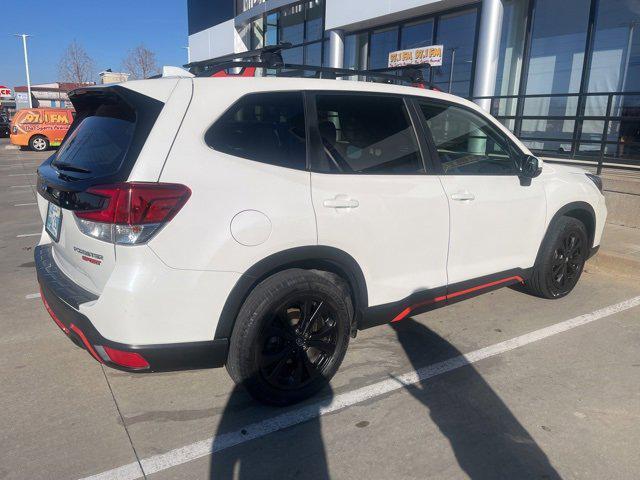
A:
[215,246,368,341]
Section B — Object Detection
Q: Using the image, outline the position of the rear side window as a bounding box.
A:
[313,94,423,174]
[205,92,307,170]
[53,98,136,177]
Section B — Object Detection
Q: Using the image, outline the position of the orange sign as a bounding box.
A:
[10,108,74,149]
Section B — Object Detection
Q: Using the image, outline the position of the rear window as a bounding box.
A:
[53,96,136,177]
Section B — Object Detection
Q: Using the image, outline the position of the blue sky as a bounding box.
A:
[1,1,188,89]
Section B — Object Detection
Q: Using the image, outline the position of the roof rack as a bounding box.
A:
[184,43,438,90]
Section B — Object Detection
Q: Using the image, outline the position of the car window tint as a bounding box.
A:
[206,92,307,170]
[314,94,424,174]
[419,102,519,175]
[53,101,136,177]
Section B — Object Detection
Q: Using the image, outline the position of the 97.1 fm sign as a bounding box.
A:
[388,45,444,68]
[0,86,12,98]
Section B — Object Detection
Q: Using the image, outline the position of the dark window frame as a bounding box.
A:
[204,90,310,172]
[306,90,432,175]
[411,96,527,176]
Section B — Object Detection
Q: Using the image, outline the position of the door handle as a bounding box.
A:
[450,191,475,201]
[323,195,360,209]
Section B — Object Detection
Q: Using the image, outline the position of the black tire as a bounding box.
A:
[226,269,352,406]
[526,216,588,299]
[29,135,49,152]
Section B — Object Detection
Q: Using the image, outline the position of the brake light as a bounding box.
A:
[74,182,191,245]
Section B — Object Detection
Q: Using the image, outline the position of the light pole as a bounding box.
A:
[14,34,32,108]
[183,46,191,64]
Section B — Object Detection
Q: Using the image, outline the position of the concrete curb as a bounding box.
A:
[586,251,640,279]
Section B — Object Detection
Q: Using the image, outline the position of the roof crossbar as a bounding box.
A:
[185,43,436,89]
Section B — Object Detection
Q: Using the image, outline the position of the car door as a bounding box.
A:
[308,92,450,316]
[414,98,547,285]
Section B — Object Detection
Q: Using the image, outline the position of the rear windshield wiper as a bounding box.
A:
[54,162,92,174]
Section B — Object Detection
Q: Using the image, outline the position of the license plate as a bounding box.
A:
[45,202,62,242]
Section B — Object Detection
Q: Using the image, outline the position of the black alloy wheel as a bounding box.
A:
[226,269,352,405]
[549,231,584,293]
[259,295,338,390]
[525,216,589,299]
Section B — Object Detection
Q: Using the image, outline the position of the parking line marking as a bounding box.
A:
[14,203,37,206]
[16,233,40,238]
[8,173,35,176]
[79,295,640,480]
[25,293,41,299]
[9,185,32,188]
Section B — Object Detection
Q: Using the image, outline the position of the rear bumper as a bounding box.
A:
[35,245,228,372]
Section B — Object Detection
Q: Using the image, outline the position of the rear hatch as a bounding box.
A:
[36,85,166,294]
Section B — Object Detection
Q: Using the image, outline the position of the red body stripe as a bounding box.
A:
[391,276,524,323]
[446,276,524,300]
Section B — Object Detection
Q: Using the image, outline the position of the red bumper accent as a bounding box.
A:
[69,323,105,364]
[40,287,70,334]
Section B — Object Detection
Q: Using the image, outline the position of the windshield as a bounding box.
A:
[53,98,136,177]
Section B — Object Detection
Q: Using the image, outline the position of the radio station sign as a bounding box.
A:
[388,45,444,68]
[0,85,12,98]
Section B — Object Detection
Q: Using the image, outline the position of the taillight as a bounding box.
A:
[74,182,191,245]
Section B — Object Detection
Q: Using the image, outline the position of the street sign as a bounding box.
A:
[388,45,444,68]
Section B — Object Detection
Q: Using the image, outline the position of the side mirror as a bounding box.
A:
[520,155,542,179]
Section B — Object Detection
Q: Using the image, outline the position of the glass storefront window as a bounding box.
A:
[304,42,322,71]
[433,9,478,97]
[344,32,368,77]
[401,20,433,49]
[588,0,640,93]
[522,0,591,154]
[495,0,528,116]
[280,3,305,45]
[587,0,640,158]
[265,12,278,46]
[369,27,399,69]
[251,17,264,49]
[305,0,324,41]
[526,0,590,95]
[400,19,434,83]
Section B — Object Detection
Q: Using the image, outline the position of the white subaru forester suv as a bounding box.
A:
[35,76,606,405]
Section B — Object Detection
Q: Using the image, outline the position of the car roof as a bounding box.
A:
[192,76,476,109]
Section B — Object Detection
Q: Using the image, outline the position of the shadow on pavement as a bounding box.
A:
[391,318,562,480]
[208,383,332,479]
[207,317,561,479]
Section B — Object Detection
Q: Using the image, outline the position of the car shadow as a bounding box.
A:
[207,317,561,480]
[208,382,333,479]
[390,318,562,479]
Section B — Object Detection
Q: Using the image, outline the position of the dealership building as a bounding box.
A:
[187,0,640,169]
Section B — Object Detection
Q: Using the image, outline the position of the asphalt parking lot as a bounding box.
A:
[1,137,639,480]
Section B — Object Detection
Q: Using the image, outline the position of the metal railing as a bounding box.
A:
[473,91,640,174]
